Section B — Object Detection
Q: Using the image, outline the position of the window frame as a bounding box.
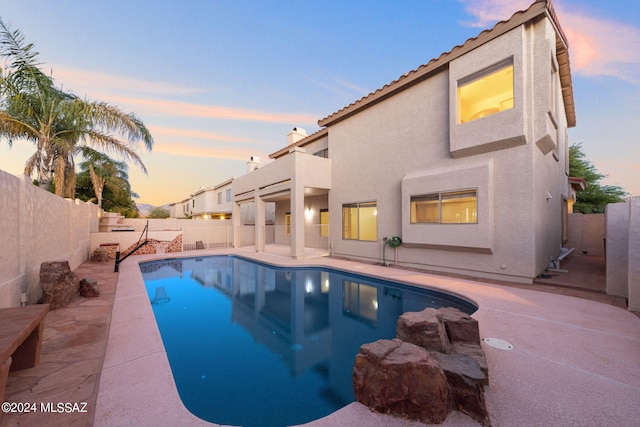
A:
[410,189,478,224]
[320,209,329,237]
[457,57,514,124]
[342,201,377,241]
[285,212,291,235]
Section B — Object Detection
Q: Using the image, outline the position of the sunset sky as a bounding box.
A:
[0,0,638,206]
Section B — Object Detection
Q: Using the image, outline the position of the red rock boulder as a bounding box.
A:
[353,338,450,424]
[40,261,79,309]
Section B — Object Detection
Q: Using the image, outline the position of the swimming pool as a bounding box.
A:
[141,255,477,427]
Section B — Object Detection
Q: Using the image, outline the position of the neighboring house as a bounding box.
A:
[170,178,236,219]
[169,174,276,225]
[232,0,576,284]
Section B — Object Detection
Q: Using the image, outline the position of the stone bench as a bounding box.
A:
[0,304,49,403]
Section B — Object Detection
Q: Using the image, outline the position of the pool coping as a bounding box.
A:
[94,248,640,426]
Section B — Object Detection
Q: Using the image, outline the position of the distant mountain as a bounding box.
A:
[136,203,170,217]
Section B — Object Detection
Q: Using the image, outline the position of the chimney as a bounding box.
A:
[287,127,307,146]
[247,155,261,173]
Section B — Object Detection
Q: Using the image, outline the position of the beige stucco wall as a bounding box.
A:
[326,18,569,283]
[0,171,23,308]
[628,199,640,312]
[0,170,101,307]
[567,213,605,256]
[89,218,239,253]
[605,199,640,312]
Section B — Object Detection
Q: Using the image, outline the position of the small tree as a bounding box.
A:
[147,207,170,219]
[569,143,627,213]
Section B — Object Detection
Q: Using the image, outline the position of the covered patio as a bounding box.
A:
[232,147,331,260]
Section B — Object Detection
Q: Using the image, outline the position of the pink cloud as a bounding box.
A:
[51,67,207,97]
[560,11,640,83]
[110,96,318,125]
[149,126,261,144]
[153,142,258,161]
[458,0,640,84]
[49,68,319,125]
[457,0,531,28]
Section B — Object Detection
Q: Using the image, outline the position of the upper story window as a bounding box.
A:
[411,189,477,224]
[342,201,377,241]
[226,188,232,202]
[313,148,329,158]
[217,191,222,204]
[457,58,513,124]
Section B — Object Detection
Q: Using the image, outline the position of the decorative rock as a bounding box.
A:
[91,248,109,263]
[40,261,79,309]
[356,308,490,425]
[79,278,100,298]
[440,307,480,344]
[353,338,450,424]
[452,342,489,383]
[432,353,491,426]
[396,308,452,354]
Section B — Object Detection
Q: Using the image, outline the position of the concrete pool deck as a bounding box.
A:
[4,248,640,426]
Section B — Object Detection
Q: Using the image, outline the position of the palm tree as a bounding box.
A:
[0,19,153,197]
[77,148,125,208]
[75,149,139,215]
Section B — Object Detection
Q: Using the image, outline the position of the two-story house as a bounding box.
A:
[170,178,236,219]
[232,0,575,284]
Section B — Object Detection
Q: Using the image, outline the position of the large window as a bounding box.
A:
[342,201,377,241]
[411,190,477,224]
[320,209,329,237]
[458,58,513,124]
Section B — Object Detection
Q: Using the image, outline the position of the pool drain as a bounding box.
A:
[482,338,514,350]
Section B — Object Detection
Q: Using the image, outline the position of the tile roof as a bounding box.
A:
[318,0,575,128]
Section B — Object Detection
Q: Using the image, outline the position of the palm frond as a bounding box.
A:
[80,130,148,175]
[82,100,154,150]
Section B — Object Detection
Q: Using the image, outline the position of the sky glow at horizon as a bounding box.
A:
[0,0,638,206]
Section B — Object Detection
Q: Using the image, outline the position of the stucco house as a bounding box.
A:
[232,0,575,284]
[170,178,235,219]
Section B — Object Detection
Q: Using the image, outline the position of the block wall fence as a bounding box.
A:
[0,170,101,308]
[566,213,605,257]
[605,199,640,312]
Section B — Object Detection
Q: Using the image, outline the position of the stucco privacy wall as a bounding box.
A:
[628,199,640,312]
[606,200,640,311]
[0,170,101,307]
[89,218,236,254]
[567,213,605,257]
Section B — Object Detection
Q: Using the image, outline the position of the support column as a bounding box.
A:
[291,183,305,259]
[232,201,241,248]
[255,196,266,252]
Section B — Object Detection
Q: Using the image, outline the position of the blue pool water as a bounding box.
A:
[141,256,476,427]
